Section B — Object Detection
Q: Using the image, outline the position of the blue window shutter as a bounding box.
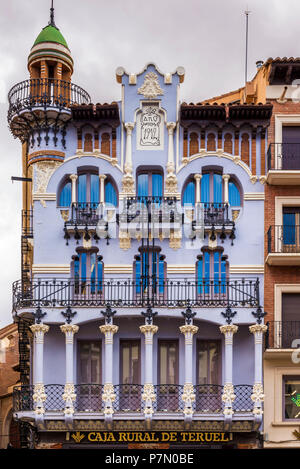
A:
[213,251,220,293]
[197,258,203,294]
[183,181,195,205]
[90,174,99,206]
[228,181,241,206]
[59,181,71,207]
[105,181,117,207]
[213,174,223,204]
[137,174,148,198]
[204,251,210,294]
[283,213,296,244]
[201,174,210,204]
[78,174,87,205]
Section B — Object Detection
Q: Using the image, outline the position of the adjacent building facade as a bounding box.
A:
[9,7,299,450]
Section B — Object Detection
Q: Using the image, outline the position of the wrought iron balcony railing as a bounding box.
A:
[13,384,254,414]
[8,78,91,121]
[63,200,234,229]
[267,225,300,253]
[265,321,300,349]
[12,277,260,310]
[267,143,300,171]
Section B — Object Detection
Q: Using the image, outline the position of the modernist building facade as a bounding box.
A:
[7,7,282,449]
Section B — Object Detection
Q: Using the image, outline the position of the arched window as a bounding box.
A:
[73,250,104,295]
[101,132,111,156]
[77,172,118,207]
[137,170,163,199]
[182,171,241,207]
[189,132,199,156]
[59,179,72,207]
[84,133,93,152]
[196,250,228,295]
[134,247,166,296]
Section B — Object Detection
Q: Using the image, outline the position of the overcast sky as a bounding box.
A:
[0,0,300,328]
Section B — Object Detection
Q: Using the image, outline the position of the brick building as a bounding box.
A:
[0,323,20,448]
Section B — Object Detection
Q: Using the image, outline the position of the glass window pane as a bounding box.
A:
[197,344,208,385]
[204,252,210,293]
[283,213,296,245]
[159,344,167,384]
[122,345,130,384]
[285,379,300,419]
[168,344,176,384]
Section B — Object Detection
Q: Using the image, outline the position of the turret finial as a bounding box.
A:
[49,0,56,27]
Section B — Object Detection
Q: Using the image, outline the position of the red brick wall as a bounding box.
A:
[264,99,300,321]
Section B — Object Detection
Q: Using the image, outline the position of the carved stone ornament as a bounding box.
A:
[142,384,156,403]
[169,230,181,250]
[102,383,116,416]
[119,231,131,250]
[165,174,178,195]
[222,383,236,404]
[249,324,268,335]
[140,325,159,336]
[121,173,135,194]
[34,160,62,194]
[62,383,77,415]
[33,383,47,414]
[182,383,196,404]
[138,72,164,99]
[251,383,265,403]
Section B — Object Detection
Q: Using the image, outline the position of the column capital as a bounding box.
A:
[219,324,238,335]
[166,121,176,134]
[99,174,107,180]
[30,324,50,335]
[99,324,119,335]
[179,325,199,336]
[60,324,79,335]
[249,324,268,335]
[140,325,158,335]
[124,122,135,134]
[222,174,230,182]
[194,173,202,181]
[69,174,78,182]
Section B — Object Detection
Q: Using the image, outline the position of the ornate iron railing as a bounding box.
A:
[194,385,223,413]
[12,277,260,310]
[13,384,255,414]
[232,385,253,412]
[265,321,300,349]
[267,143,300,171]
[74,384,104,412]
[113,385,143,412]
[154,385,185,412]
[267,225,300,253]
[8,78,91,121]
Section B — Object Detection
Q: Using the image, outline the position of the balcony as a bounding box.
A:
[12,277,260,311]
[13,384,254,416]
[7,78,91,141]
[63,199,235,244]
[267,143,300,184]
[266,225,300,265]
[265,321,300,349]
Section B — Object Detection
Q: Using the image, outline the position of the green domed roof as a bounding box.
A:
[33,24,69,49]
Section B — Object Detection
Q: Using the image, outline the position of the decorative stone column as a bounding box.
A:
[60,324,79,423]
[121,122,135,196]
[219,324,238,425]
[179,324,199,422]
[165,122,178,196]
[222,174,230,205]
[194,174,202,204]
[99,324,119,422]
[70,174,78,204]
[140,324,158,423]
[99,174,107,204]
[249,324,268,420]
[30,324,50,421]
